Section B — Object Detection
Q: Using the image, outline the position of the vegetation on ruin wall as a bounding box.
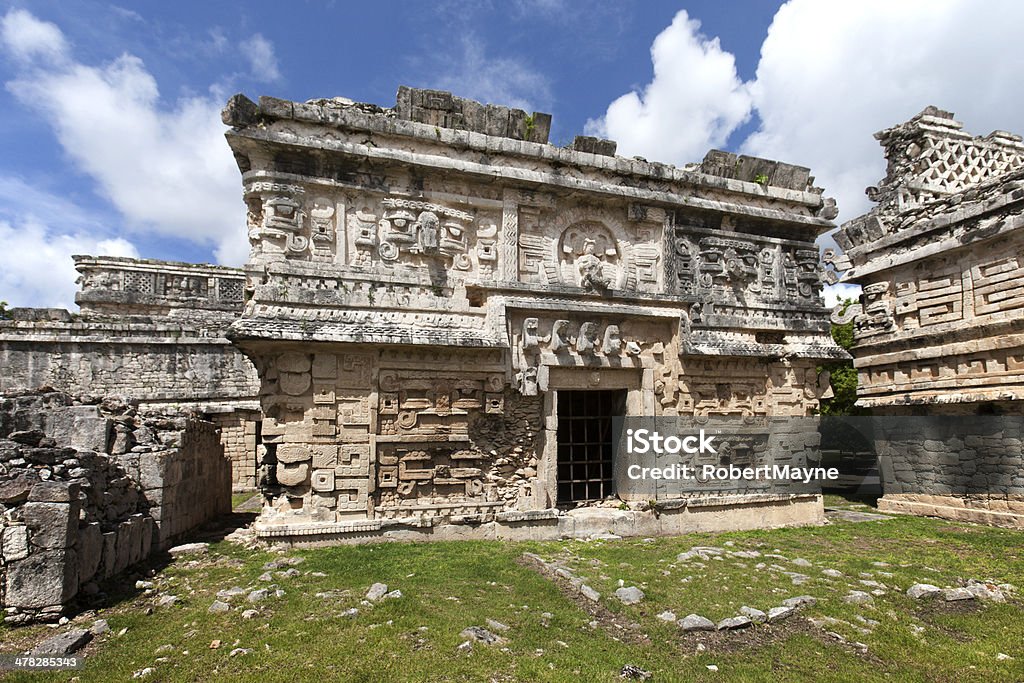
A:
[0,300,9,320]
[3,503,1021,682]
[818,298,866,416]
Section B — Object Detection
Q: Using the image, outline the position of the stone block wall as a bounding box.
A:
[0,391,231,623]
[212,410,261,491]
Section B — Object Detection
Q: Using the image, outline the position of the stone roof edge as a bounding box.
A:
[223,93,832,214]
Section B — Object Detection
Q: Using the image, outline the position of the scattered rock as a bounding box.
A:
[678,614,716,632]
[229,648,252,657]
[907,583,942,600]
[383,589,403,600]
[216,586,247,600]
[997,653,1013,661]
[767,606,796,622]
[242,609,259,619]
[942,587,974,602]
[459,626,505,646]
[791,558,812,567]
[91,619,110,635]
[209,600,231,613]
[154,644,174,655]
[782,595,816,608]
[717,616,753,630]
[580,584,600,602]
[614,586,644,605]
[619,664,652,680]
[485,618,510,632]
[133,668,154,679]
[135,580,154,590]
[258,572,273,582]
[455,640,473,654]
[156,595,178,608]
[247,589,269,603]
[844,591,873,605]
[31,628,92,655]
[706,664,719,672]
[656,611,677,622]
[739,606,767,624]
[966,581,1006,602]
[168,542,209,557]
[366,583,389,601]
[821,569,844,578]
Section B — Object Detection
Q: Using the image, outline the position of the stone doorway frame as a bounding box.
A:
[538,366,653,507]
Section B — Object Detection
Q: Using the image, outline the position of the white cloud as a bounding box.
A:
[0,8,68,65]
[742,0,1024,223]
[823,283,861,310]
[1,9,247,268]
[432,35,552,113]
[584,10,751,164]
[0,216,138,309]
[0,175,140,308]
[239,33,281,83]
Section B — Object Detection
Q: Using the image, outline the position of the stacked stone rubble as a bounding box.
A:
[0,256,262,489]
[0,390,231,622]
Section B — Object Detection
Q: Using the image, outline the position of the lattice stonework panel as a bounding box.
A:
[916,137,1024,196]
[123,271,154,294]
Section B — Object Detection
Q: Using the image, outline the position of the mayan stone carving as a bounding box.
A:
[222,86,845,543]
[832,107,1024,528]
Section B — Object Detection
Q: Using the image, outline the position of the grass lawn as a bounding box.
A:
[2,505,1022,682]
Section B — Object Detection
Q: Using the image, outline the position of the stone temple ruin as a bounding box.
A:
[833,106,1024,528]
[0,256,261,490]
[4,87,1024,622]
[221,87,845,543]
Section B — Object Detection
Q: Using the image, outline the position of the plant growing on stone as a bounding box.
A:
[754,173,769,186]
[0,299,9,320]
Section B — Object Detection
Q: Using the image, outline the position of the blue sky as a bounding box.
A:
[2,0,1024,308]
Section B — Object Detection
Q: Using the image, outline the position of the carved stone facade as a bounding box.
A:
[224,87,844,543]
[0,257,262,490]
[833,107,1024,528]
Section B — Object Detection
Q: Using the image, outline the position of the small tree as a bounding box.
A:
[0,300,10,320]
[818,298,866,416]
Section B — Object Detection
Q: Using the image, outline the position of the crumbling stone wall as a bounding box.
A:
[0,256,262,489]
[0,391,231,622]
[832,107,1024,527]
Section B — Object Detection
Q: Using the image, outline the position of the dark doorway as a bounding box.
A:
[556,389,627,503]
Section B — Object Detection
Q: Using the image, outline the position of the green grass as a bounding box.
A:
[231,491,260,510]
[3,514,1022,682]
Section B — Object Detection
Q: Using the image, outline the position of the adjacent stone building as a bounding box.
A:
[832,106,1024,528]
[223,87,845,543]
[0,256,262,489]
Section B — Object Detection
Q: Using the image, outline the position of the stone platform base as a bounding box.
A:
[878,494,1024,529]
[252,494,825,547]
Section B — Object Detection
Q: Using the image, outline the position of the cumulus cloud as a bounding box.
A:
[1,9,248,270]
[0,176,139,308]
[584,10,751,165]
[239,33,281,83]
[0,8,68,65]
[743,0,1024,223]
[432,35,552,113]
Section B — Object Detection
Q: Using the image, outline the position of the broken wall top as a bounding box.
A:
[74,255,245,320]
[833,107,1024,278]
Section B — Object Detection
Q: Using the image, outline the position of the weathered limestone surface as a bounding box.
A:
[0,256,262,489]
[223,87,844,543]
[0,390,231,622]
[833,107,1024,528]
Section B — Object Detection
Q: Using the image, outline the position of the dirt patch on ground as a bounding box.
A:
[516,554,649,646]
